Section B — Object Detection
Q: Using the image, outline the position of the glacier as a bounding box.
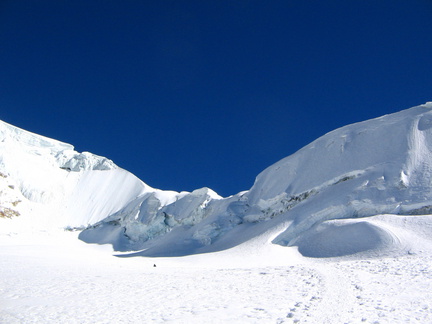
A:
[2,102,432,257]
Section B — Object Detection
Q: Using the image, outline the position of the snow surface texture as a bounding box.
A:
[81,102,432,257]
[2,103,432,323]
[2,103,432,257]
[1,218,432,323]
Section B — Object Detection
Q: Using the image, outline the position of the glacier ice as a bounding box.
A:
[2,102,432,256]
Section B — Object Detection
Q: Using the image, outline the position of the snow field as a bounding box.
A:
[2,105,432,323]
[1,227,432,324]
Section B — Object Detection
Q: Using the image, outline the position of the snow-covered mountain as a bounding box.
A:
[2,102,432,258]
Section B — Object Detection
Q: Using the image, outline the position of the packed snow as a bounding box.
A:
[2,103,432,323]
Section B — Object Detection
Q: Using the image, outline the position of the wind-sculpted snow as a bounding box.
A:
[0,120,144,229]
[2,103,432,258]
[0,120,117,172]
[4,106,432,324]
[77,102,432,257]
[79,187,223,251]
[56,150,117,171]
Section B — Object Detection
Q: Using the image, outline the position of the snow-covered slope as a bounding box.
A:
[249,102,432,246]
[0,120,149,231]
[2,102,432,259]
[80,102,432,256]
[3,104,432,324]
[0,119,219,233]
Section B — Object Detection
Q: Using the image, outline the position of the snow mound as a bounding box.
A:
[292,214,432,258]
[293,219,400,258]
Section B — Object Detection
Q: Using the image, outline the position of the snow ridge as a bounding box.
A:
[80,102,432,255]
[2,103,432,258]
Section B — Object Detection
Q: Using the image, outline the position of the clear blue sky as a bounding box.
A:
[1,1,431,197]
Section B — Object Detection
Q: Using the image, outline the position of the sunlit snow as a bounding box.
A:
[2,103,432,323]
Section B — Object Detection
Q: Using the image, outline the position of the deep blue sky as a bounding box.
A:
[1,1,431,197]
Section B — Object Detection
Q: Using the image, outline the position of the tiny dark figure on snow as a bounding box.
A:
[153,264,156,267]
